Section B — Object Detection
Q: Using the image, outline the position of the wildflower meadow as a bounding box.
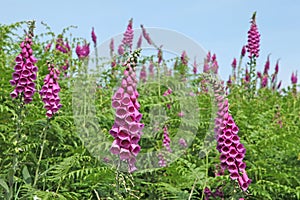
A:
[0,12,299,200]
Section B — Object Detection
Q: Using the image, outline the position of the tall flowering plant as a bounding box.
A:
[109,50,144,173]
[39,62,62,118]
[10,23,38,104]
[211,74,251,192]
[246,12,260,96]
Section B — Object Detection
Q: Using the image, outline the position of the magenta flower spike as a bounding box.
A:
[39,63,62,118]
[141,25,152,45]
[203,62,210,73]
[244,68,250,83]
[91,27,97,46]
[149,61,154,78]
[246,12,260,59]
[231,58,237,69]
[213,78,251,191]
[118,44,124,55]
[76,42,90,59]
[193,58,197,75]
[157,48,163,64]
[206,51,211,62]
[257,71,262,79]
[10,33,38,103]
[274,60,279,75]
[139,65,147,83]
[136,34,142,49]
[163,126,172,153]
[181,51,188,66]
[241,45,246,57]
[261,75,268,88]
[227,75,232,86]
[110,38,114,56]
[158,152,166,167]
[263,55,270,75]
[109,50,143,173]
[121,18,134,50]
[211,53,216,62]
[291,71,298,84]
[211,60,219,74]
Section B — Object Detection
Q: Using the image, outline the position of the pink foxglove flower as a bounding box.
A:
[139,65,147,83]
[163,88,172,109]
[291,71,298,84]
[227,75,232,86]
[211,60,219,74]
[204,187,212,200]
[203,62,210,73]
[141,25,152,45]
[257,71,262,79]
[149,61,154,78]
[213,79,251,191]
[241,45,246,57]
[178,112,184,117]
[110,38,114,56]
[76,42,90,59]
[118,44,124,55]
[136,34,142,49]
[91,27,97,46]
[62,59,69,71]
[212,53,216,62]
[39,63,62,118]
[158,152,166,167]
[206,51,211,62]
[163,126,171,153]
[121,18,134,50]
[274,60,279,74]
[193,58,197,74]
[45,43,52,52]
[109,51,143,173]
[163,88,172,96]
[246,12,260,58]
[56,37,70,53]
[10,34,38,104]
[158,48,163,64]
[181,51,188,66]
[261,75,268,88]
[244,68,250,83]
[178,138,187,148]
[263,55,270,75]
[231,58,237,69]
[156,101,173,166]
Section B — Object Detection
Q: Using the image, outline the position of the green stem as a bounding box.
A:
[94,44,99,72]
[200,151,209,200]
[237,56,243,85]
[9,96,24,200]
[116,159,121,194]
[33,118,50,188]
[249,56,257,98]
[188,178,198,200]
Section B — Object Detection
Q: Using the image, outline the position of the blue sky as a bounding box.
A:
[2,0,300,87]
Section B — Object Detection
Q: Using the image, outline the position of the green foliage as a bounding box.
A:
[0,21,299,200]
